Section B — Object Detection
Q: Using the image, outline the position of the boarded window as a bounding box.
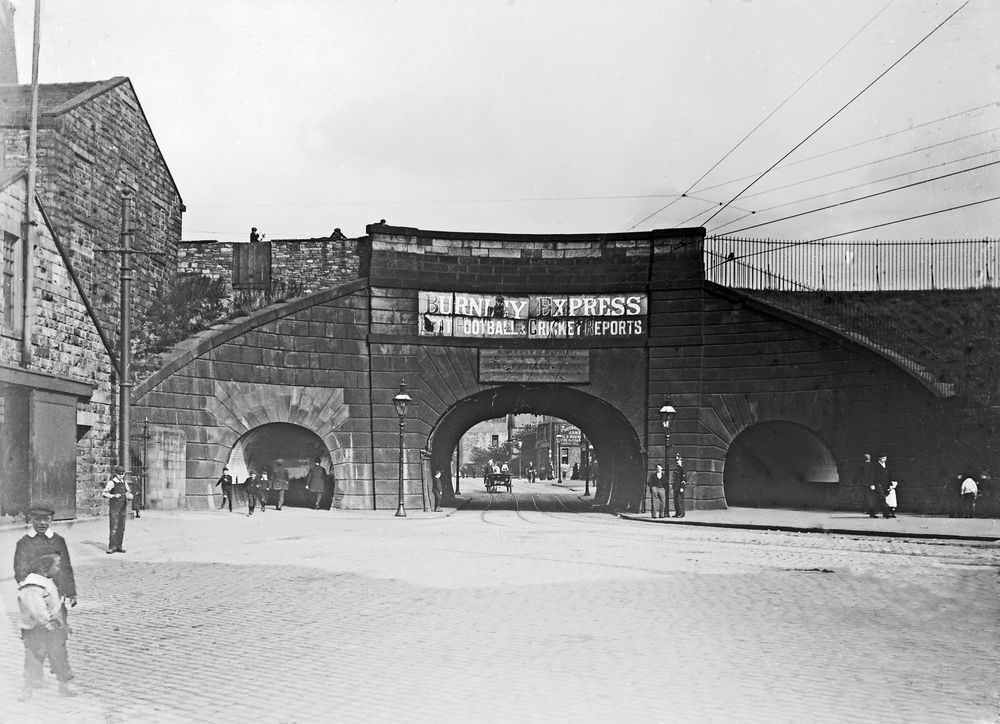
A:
[233,242,271,290]
[3,232,23,335]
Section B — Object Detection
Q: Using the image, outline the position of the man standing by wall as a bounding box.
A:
[856,453,878,518]
[672,454,687,518]
[873,455,894,519]
[102,465,132,553]
[647,464,667,519]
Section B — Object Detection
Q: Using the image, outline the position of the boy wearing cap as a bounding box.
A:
[13,507,80,698]
[102,465,133,553]
[216,465,234,512]
[17,553,78,700]
[14,506,78,606]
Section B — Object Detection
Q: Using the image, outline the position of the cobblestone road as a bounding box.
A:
[1,482,997,723]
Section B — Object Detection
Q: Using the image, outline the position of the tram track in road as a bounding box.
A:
[478,487,504,527]
[511,490,536,524]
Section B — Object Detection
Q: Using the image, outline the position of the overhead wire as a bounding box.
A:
[712,159,1000,235]
[715,127,1000,202]
[700,1,971,228]
[709,148,1000,233]
[625,0,894,231]
[692,101,999,195]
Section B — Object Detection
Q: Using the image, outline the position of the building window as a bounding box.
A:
[3,232,22,335]
[491,435,499,447]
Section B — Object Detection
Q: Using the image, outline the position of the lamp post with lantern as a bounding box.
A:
[554,430,564,481]
[583,439,593,497]
[658,396,676,512]
[393,382,412,518]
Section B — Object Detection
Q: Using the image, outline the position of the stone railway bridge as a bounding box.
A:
[133,224,972,513]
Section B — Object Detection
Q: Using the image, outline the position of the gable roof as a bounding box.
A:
[0,77,129,120]
[0,77,183,207]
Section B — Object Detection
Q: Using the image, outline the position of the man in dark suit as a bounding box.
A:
[856,453,878,518]
[873,454,894,518]
[305,458,327,510]
[672,454,687,518]
[272,460,289,510]
[13,505,80,698]
[647,464,668,519]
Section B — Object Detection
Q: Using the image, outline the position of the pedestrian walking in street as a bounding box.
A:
[16,553,79,701]
[432,470,443,512]
[131,469,143,519]
[959,473,979,518]
[672,454,687,518]
[248,470,270,515]
[647,464,667,519]
[306,457,327,510]
[873,455,895,518]
[271,460,289,510]
[856,453,879,517]
[216,465,234,512]
[102,465,133,553]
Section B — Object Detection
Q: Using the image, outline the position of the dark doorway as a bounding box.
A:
[226,423,333,509]
[428,384,643,511]
[724,421,840,509]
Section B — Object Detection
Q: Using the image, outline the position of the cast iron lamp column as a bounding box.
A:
[554,430,563,482]
[583,439,593,497]
[658,396,676,512]
[515,440,522,479]
[393,382,412,517]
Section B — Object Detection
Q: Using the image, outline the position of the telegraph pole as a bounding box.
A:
[118,191,134,470]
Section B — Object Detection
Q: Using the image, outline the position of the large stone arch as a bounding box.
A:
[723,421,840,509]
[426,384,644,509]
[134,280,371,509]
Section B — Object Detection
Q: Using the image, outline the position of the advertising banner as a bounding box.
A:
[418,291,647,339]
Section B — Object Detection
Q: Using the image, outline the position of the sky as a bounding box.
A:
[9,0,1000,244]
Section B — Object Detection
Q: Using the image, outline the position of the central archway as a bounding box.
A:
[428,384,643,510]
[724,421,840,509]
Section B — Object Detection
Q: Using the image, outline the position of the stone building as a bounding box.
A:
[0,76,184,518]
[0,77,185,343]
[0,169,113,519]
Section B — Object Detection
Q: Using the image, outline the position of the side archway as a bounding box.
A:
[723,421,840,509]
[427,384,644,510]
[226,422,333,509]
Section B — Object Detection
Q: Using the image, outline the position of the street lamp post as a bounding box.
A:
[554,430,563,481]
[393,382,412,518]
[583,439,593,497]
[658,396,677,512]
[515,440,522,479]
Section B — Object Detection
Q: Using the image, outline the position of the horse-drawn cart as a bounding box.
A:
[485,471,512,493]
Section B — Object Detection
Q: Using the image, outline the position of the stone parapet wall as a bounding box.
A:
[178,236,363,297]
[367,223,703,292]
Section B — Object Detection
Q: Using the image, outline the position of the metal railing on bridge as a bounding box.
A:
[702,237,1000,403]
[704,237,1000,291]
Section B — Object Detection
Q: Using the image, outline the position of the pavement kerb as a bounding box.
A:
[618,513,1000,542]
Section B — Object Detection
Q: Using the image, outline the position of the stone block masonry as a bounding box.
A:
[177,235,363,302]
